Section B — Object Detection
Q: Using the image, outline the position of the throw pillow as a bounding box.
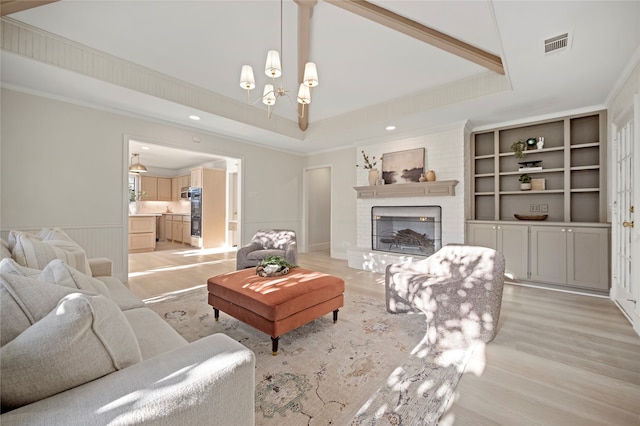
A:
[8,230,92,276]
[0,273,88,347]
[0,239,10,260]
[0,293,142,411]
[0,257,41,278]
[40,259,111,298]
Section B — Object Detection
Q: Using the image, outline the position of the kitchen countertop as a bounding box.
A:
[128,214,162,217]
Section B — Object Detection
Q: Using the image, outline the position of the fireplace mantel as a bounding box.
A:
[353,180,458,199]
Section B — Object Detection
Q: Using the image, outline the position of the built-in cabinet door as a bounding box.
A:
[531,225,609,290]
[466,223,498,250]
[466,223,528,280]
[567,227,609,290]
[530,226,568,284]
[497,224,529,280]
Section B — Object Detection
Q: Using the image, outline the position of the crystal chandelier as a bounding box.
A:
[239,0,319,118]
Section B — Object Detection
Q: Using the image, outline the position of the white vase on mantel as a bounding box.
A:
[129,201,138,215]
[368,168,379,186]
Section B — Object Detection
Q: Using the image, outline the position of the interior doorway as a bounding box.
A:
[125,137,242,256]
[304,166,331,253]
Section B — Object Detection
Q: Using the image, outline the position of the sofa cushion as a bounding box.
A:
[0,292,142,411]
[0,273,87,347]
[95,276,145,311]
[123,307,188,360]
[8,230,92,276]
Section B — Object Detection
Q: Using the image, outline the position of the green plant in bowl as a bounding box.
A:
[510,140,526,158]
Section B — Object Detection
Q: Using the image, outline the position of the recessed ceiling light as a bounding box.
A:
[189,115,201,121]
[141,146,150,150]
[386,125,396,131]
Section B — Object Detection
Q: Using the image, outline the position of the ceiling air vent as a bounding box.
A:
[544,33,570,54]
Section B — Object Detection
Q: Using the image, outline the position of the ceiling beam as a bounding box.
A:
[295,0,317,131]
[1,0,58,16]
[325,0,504,75]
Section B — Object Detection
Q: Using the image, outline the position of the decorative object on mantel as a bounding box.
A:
[514,214,548,221]
[382,148,425,184]
[425,170,436,181]
[376,177,385,186]
[368,169,379,186]
[510,140,526,158]
[526,137,537,148]
[356,150,382,186]
[537,136,545,149]
[419,173,427,182]
[519,174,532,190]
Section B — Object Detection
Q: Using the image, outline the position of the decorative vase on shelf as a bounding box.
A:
[368,168,379,186]
[426,170,436,182]
[129,201,137,215]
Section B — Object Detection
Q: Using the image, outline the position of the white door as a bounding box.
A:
[611,94,639,333]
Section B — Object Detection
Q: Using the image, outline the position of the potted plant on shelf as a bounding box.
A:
[519,174,532,191]
[511,140,527,159]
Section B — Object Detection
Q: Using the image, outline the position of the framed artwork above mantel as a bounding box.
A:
[382,148,425,184]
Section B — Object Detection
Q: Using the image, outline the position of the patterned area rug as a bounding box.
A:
[145,285,474,425]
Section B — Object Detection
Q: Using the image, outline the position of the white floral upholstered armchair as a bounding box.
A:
[385,245,506,349]
[236,229,298,270]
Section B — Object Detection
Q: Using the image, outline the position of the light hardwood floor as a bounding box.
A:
[128,244,640,425]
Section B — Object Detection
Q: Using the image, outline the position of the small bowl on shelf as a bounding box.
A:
[514,214,548,221]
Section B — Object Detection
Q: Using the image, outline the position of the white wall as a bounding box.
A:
[1,88,304,281]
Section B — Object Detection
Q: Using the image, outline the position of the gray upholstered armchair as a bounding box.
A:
[236,229,298,270]
[385,245,505,349]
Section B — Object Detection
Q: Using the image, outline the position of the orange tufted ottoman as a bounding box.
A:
[207,268,345,355]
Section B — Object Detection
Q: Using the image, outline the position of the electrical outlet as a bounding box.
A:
[540,204,549,213]
[530,204,540,212]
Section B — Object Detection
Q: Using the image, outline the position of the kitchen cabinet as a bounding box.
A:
[128,215,156,253]
[196,168,226,248]
[172,175,190,201]
[530,225,609,291]
[172,217,183,243]
[190,167,203,188]
[182,216,191,245]
[157,177,172,201]
[141,176,157,200]
[166,215,173,241]
[141,176,171,201]
[466,223,528,279]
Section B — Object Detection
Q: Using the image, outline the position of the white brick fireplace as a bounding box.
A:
[347,126,467,273]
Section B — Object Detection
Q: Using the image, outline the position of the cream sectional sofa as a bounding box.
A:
[1,229,255,425]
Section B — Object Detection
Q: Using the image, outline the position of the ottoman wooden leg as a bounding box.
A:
[213,308,219,321]
[333,309,339,323]
[271,337,279,356]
